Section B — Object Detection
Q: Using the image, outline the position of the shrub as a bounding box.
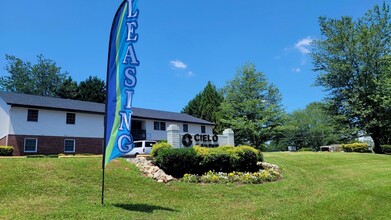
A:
[341,143,371,153]
[154,145,263,178]
[381,145,391,154]
[154,148,199,178]
[0,146,13,156]
[298,147,312,152]
[150,142,172,157]
[182,170,282,184]
[27,154,58,158]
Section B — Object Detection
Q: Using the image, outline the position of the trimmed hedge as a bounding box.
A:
[341,143,371,153]
[381,145,391,154]
[153,145,263,178]
[298,147,312,152]
[154,148,199,177]
[0,146,13,156]
[150,142,172,157]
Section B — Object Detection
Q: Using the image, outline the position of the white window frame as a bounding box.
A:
[64,139,76,153]
[24,138,38,153]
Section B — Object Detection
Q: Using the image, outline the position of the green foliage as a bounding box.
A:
[182,169,281,184]
[182,81,224,132]
[0,146,13,156]
[26,154,59,158]
[381,145,391,154]
[219,63,285,148]
[298,147,312,152]
[341,143,371,153]
[271,102,351,151]
[77,76,106,103]
[154,148,199,178]
[155,145,263,177]
[312,3,391,153]
[150,142,172,157]
[0,54,67,96]
[56,76,79,99]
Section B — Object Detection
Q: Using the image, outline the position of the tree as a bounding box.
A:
[0,54,66,96]
[312,3,391,153]
[182,81,224,132]
[77,76,106,103]
[56,76,79,99]
[219,63,285,149]
[271,102,350,151]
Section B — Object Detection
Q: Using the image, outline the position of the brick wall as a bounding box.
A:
[7,135,103,156]
[0,136,6,146]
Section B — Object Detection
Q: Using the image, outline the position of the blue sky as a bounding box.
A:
[0,0,388,113]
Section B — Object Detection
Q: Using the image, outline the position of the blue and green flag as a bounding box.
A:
[104,0,140,167]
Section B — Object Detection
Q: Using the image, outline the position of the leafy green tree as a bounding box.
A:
[272,102,349,151]
[56,76,79,99]
[182,81,224,132]
[77,76,106,103]
[219,63,285,149]
[0,54,66,96]
[312,3,391,153]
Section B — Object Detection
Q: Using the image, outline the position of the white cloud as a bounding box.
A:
[295,37,314,54]
[292,68,301,73]
[187,71,194,77]
[170,59,187,69]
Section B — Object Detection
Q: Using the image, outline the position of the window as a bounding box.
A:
[201,125,206,134]
[183,124,189,132]
[24,138,37,152]
[66,113,76,124]
[64,139,75,153]
[134,142,143,148]
[27,109,39,122]
[154,121,166,131]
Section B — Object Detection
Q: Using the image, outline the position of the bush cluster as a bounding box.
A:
[381,145,391,154]
[150,142,172,157]
[298,147,312,152]
[341,143,371,153]
[153,145,263,178]
[0,146,13,156]
[182,170,281,184]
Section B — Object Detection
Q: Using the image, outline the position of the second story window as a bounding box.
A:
[154,121,166,131]
[27,109,39,122]
[201,125,206,134]
[66,113,76,124]
[183,124,188,132]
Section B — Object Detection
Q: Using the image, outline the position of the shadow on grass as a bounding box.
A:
[114,203,177,213]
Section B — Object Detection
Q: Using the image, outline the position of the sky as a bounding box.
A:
[0,0,389,113]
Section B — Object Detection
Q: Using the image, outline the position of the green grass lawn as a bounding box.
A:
[0,152,390,219]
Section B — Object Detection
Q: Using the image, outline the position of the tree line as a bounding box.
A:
[182,3,391,153]
[0,54,106,103]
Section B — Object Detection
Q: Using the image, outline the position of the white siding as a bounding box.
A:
[143,119,214,141]
[9,107,104,138]
[0,98,10,138]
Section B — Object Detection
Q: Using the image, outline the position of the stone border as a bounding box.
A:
[127,157,175,183]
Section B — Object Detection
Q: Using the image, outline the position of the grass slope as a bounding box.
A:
[0,152,390,219]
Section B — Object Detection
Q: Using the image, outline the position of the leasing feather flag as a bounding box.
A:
[104,0,140,167]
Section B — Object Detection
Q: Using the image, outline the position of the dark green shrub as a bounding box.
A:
[341,143,371,153]
[381,145,391,154]
[0,146,13,156]
[27,154,58,158]
[198,149,231,174]
[195,145,262,174]
[150,142,172,157]
[154,148,199,178]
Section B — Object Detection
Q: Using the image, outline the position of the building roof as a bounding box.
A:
[0,92,214,125]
